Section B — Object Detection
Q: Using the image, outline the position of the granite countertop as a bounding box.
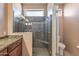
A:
[0,35,23,52]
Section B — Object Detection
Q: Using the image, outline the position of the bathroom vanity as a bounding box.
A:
[0,35,22,56]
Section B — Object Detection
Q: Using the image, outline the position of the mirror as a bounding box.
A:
[13,4,32,32]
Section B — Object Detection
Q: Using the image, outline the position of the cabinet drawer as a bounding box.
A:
[8,39,22,53]
[0,48,7,56]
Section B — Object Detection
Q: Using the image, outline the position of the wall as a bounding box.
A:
[6,3,32,56]
[23,3,47,9]
[63,3,79,56]
[0,4,7,37]
[22,3,47,16]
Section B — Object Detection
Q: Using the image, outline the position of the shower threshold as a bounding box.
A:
[33,48,50,56]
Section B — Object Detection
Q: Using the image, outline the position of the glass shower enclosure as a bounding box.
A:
[32,16,52,56]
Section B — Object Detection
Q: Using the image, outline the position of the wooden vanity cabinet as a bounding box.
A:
[0,38,22,56]
[8,39,22,56]
[8,44,22,56]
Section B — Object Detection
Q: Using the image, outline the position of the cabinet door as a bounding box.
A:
[9,45,22,56]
